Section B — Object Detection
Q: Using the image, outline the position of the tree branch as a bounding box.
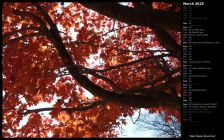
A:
[80,3,180,31]
[89,54,171,73]
[3,32,42,45]
[70,40,170,54]
[79,66,123,91]
[152,29,181,59]
[130,109,141,124]
[19,100,106,115]
[12,10,49,31]
[123,67,180,92]
[3,27,40,41]
[154,75,181,90]
[88,25,129,42]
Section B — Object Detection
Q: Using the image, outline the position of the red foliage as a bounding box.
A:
[2,2,181,138]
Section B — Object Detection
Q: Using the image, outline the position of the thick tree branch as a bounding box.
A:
[154,75,181,90]
[132,2,147,10]
[152,29,181,59]
[80,3,180,31]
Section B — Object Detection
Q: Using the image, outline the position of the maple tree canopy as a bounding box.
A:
[2,2,181,138]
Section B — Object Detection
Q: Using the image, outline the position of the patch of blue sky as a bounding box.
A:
[118,109,158,137]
